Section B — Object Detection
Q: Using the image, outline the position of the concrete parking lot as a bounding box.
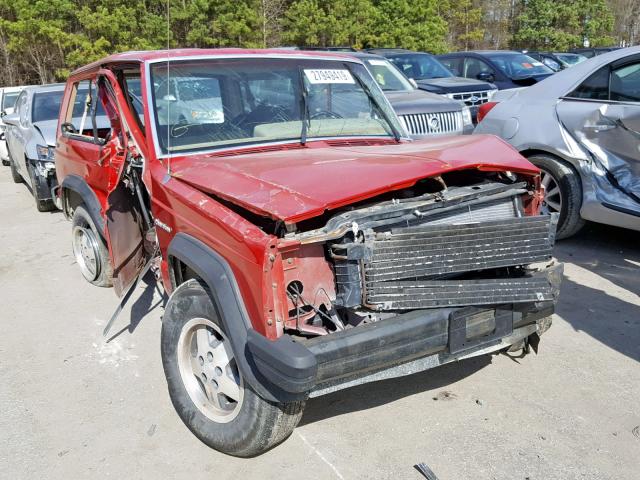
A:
[1,165,639,480]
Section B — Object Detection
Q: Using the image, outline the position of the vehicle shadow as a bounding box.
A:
[554,222,640,362]
[106,270,167,342]
[300,355,492,427]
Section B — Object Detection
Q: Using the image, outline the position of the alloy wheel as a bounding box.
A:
[540,168,562,215]
[72,225,101,281]
[177,318,244,423]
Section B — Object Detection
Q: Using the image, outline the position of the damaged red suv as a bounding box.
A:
[55,49,562,457]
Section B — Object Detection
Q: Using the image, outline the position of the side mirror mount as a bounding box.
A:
[408,78,418,89]
[61,122,77,134]
[2,112,19,126]
[477,71,495,83]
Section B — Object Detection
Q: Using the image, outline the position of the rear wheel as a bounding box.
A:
[528,154,585,239]
[71,206,113,287]
[161,279,305,457]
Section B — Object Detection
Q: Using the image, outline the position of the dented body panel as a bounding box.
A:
[476,46,640,232]
[56,49,562,405]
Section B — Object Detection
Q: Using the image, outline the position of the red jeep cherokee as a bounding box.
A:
[55,49,562,457]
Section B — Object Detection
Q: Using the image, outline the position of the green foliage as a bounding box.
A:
[0,0,620,86]
[513,0,615,50]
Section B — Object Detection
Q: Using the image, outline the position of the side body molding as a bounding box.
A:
[61,175,106,236]
[167,233,317,402]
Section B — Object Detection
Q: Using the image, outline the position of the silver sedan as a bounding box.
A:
[475,46,640,238]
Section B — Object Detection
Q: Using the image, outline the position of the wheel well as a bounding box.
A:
[62,187,84,218]
[170,257,202,289]
[519,149,582,178]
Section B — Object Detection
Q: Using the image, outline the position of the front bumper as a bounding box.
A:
[247,263,561,399]
[29,159,58,201]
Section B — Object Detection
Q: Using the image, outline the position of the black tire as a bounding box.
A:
[528,154,585,239]
[161,279,305,457]
[9,156,22,183]
[1,159,9,166]
[71,205,113,287]
[27,164,56,212]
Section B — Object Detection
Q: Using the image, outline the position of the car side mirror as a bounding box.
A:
[477,72,495,83]
[2,112,19,126]
[61,122,78,134]
[408,78,418,89]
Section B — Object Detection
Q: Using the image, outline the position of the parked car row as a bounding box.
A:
[1,48,567,457]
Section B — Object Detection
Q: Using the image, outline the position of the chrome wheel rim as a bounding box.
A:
[177,318,244,423]
[540,168,562,215]
[72,226,101,281]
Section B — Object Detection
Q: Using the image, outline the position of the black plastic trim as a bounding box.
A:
[167,233,316,402]
[60,174,105,235]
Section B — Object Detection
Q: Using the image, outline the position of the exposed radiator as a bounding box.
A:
[365,215,556,283]
[365,271,559,310]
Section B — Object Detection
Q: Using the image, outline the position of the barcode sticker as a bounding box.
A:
[304,69,355,84]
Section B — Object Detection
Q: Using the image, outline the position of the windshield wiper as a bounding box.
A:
[298,67,310,145]
[346,63,402,142]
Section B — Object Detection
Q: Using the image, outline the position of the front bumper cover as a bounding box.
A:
[247,263,562,399]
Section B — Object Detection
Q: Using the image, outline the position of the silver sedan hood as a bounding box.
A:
[32,119,58,147]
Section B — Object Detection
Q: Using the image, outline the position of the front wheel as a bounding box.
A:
[161,279,304,457]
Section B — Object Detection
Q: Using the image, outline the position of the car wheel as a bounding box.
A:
[27,164,56,212]
[9,155,23,183]
[161,279,305,457]
[71,205,113,287]
[528,154,585,239]
[1,158,9,166]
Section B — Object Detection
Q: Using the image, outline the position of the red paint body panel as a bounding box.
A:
[169,134,539,223]
[56,50,543,340]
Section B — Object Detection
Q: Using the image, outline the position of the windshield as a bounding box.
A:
[363,58,414,91]
[32,91,64,123]
[384,54,453,80]
[2,91,20,110]
[487,54,553,79]
[555,53,587,66]
[149,58,404,155]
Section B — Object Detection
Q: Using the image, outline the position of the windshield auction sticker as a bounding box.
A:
[304,69,355,84]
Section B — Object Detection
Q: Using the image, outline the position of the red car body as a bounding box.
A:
[55,49,560,456]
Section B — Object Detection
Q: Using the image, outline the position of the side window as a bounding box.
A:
[610,61,640,102]
[64,79,109,141]
[463,57,492,79]
[440,58,463,76]
[120,70,146,129]
[567,67,609,100]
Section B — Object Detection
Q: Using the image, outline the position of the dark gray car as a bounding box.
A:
[475,46,640,238]
[348,52,474,137]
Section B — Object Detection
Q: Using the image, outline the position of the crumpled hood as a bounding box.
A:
[32,119,58,147]
[169,135,538,223]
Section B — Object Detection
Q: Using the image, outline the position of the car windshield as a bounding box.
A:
[385,54,453,80]
[32,90,64,122]
[487,53,553,79]
[149,57,403,155]
[555,53,587,66]
[2,91,20,110]
[363,58,414,92]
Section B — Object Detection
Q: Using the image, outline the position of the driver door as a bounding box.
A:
[557,55,640,208]
[95,71,148,296]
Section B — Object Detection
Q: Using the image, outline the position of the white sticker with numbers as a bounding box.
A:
[304,69,355,84]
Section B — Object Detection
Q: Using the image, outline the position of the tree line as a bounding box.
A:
[0,0,634,87]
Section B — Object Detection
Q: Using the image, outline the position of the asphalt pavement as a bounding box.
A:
[1,165,638,479]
